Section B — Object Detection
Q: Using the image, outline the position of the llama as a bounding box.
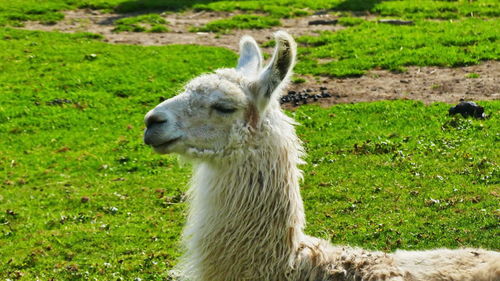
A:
[143,31,499,281]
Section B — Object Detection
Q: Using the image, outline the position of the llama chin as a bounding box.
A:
[144,31,500,281]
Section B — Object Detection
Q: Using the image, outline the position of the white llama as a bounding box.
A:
[143,31,499,281]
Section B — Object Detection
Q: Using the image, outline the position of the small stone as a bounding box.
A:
[448,100,486,119]
[308,19,338,25]
[85,53,97,60]
[378,19,414,25]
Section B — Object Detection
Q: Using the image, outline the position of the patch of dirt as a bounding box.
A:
[285,61,499,108]
[22,9,344,51]
[21,9,499,106]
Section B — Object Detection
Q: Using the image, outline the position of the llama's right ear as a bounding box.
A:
[236,35,263,78]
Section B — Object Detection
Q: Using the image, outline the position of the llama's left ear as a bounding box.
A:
[251,31,296,111]
[236,35,263,78]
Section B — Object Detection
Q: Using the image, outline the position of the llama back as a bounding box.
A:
[392,248,500,281]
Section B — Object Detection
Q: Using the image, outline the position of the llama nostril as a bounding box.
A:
[146,111,168,128]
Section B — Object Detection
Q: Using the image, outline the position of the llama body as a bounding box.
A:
[144,32,499,281]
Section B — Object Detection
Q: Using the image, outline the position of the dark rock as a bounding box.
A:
[280,86,337,106]
[313,10,329,16]
[378,19,414,25]
[308,19,338,25]
[47,98,73,106]
[448,100,486,119]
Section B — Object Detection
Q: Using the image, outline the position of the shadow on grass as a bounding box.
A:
[334,0,384,12]
[115,0,387,14]
[114,0,217,13]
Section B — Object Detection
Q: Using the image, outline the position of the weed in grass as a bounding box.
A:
[149,25,169,33]
[431,84,442,90]
[337,16,365,26]
[466,73,480,79]
[261,39,276,48]
[292,77,307,84]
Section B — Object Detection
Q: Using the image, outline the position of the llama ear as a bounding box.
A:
[236,35,263,78]
[252,31,296,111]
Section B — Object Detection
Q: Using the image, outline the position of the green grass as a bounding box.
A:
[191,14,281,33]
[466,73,480,79]
[296,18,500,77]
[296,102,499,250]
[337,16,366,26]
[0,27,235,280]
[1,27,499,280]
[113,14,169,33]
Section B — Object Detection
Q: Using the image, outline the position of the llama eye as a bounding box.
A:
[212,104,237,114]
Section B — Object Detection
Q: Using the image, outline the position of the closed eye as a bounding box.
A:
[212,104,237,114]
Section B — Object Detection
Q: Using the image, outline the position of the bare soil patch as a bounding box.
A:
[21,9,499,105]
[285,61,499,108]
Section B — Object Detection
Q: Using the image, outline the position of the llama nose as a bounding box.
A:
[145,110,168,128]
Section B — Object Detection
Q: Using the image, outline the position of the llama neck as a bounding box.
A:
[181,122,305,281]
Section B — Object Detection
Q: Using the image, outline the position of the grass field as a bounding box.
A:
[0,28,234,280]
[0,1,499,280]
[1,27,499,280]
[1,1,499,77]
[296,18,499,77]
[1,0,498,26]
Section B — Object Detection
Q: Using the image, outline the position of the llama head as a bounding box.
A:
[144,31,296,159]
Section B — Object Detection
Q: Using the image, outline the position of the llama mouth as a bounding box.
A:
[152,137,181,149]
